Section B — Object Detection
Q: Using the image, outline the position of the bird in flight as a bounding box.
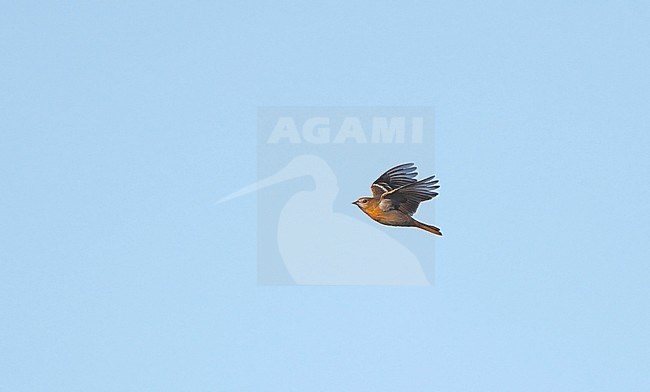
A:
[353,163,442,236]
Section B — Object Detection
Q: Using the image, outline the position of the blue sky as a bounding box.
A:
[1,2,649,391]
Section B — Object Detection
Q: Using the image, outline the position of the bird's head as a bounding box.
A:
[352,197,372,210]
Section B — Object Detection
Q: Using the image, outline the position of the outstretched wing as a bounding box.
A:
[371,163,418,197]
[378,175,439,216]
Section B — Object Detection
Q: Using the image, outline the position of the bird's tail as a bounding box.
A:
[413,219,443,236]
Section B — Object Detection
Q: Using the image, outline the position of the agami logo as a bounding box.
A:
[267,116,424,144]
[222,107,438,285]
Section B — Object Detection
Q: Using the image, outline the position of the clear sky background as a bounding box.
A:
[2,2,649,391]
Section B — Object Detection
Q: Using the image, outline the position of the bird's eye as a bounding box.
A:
[361,199,367,203]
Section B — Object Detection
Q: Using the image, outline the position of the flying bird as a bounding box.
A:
[353,163,442,236]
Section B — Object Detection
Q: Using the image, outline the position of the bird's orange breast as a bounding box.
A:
[361,199,382,218]
[360,199,411,226]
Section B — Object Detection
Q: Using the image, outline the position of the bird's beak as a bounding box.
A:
[352,201,358,205]
[216,165,296,204]
[216,155,335,205]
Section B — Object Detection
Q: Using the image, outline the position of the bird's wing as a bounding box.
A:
[378,175,439,216]
[371,163,418,198]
